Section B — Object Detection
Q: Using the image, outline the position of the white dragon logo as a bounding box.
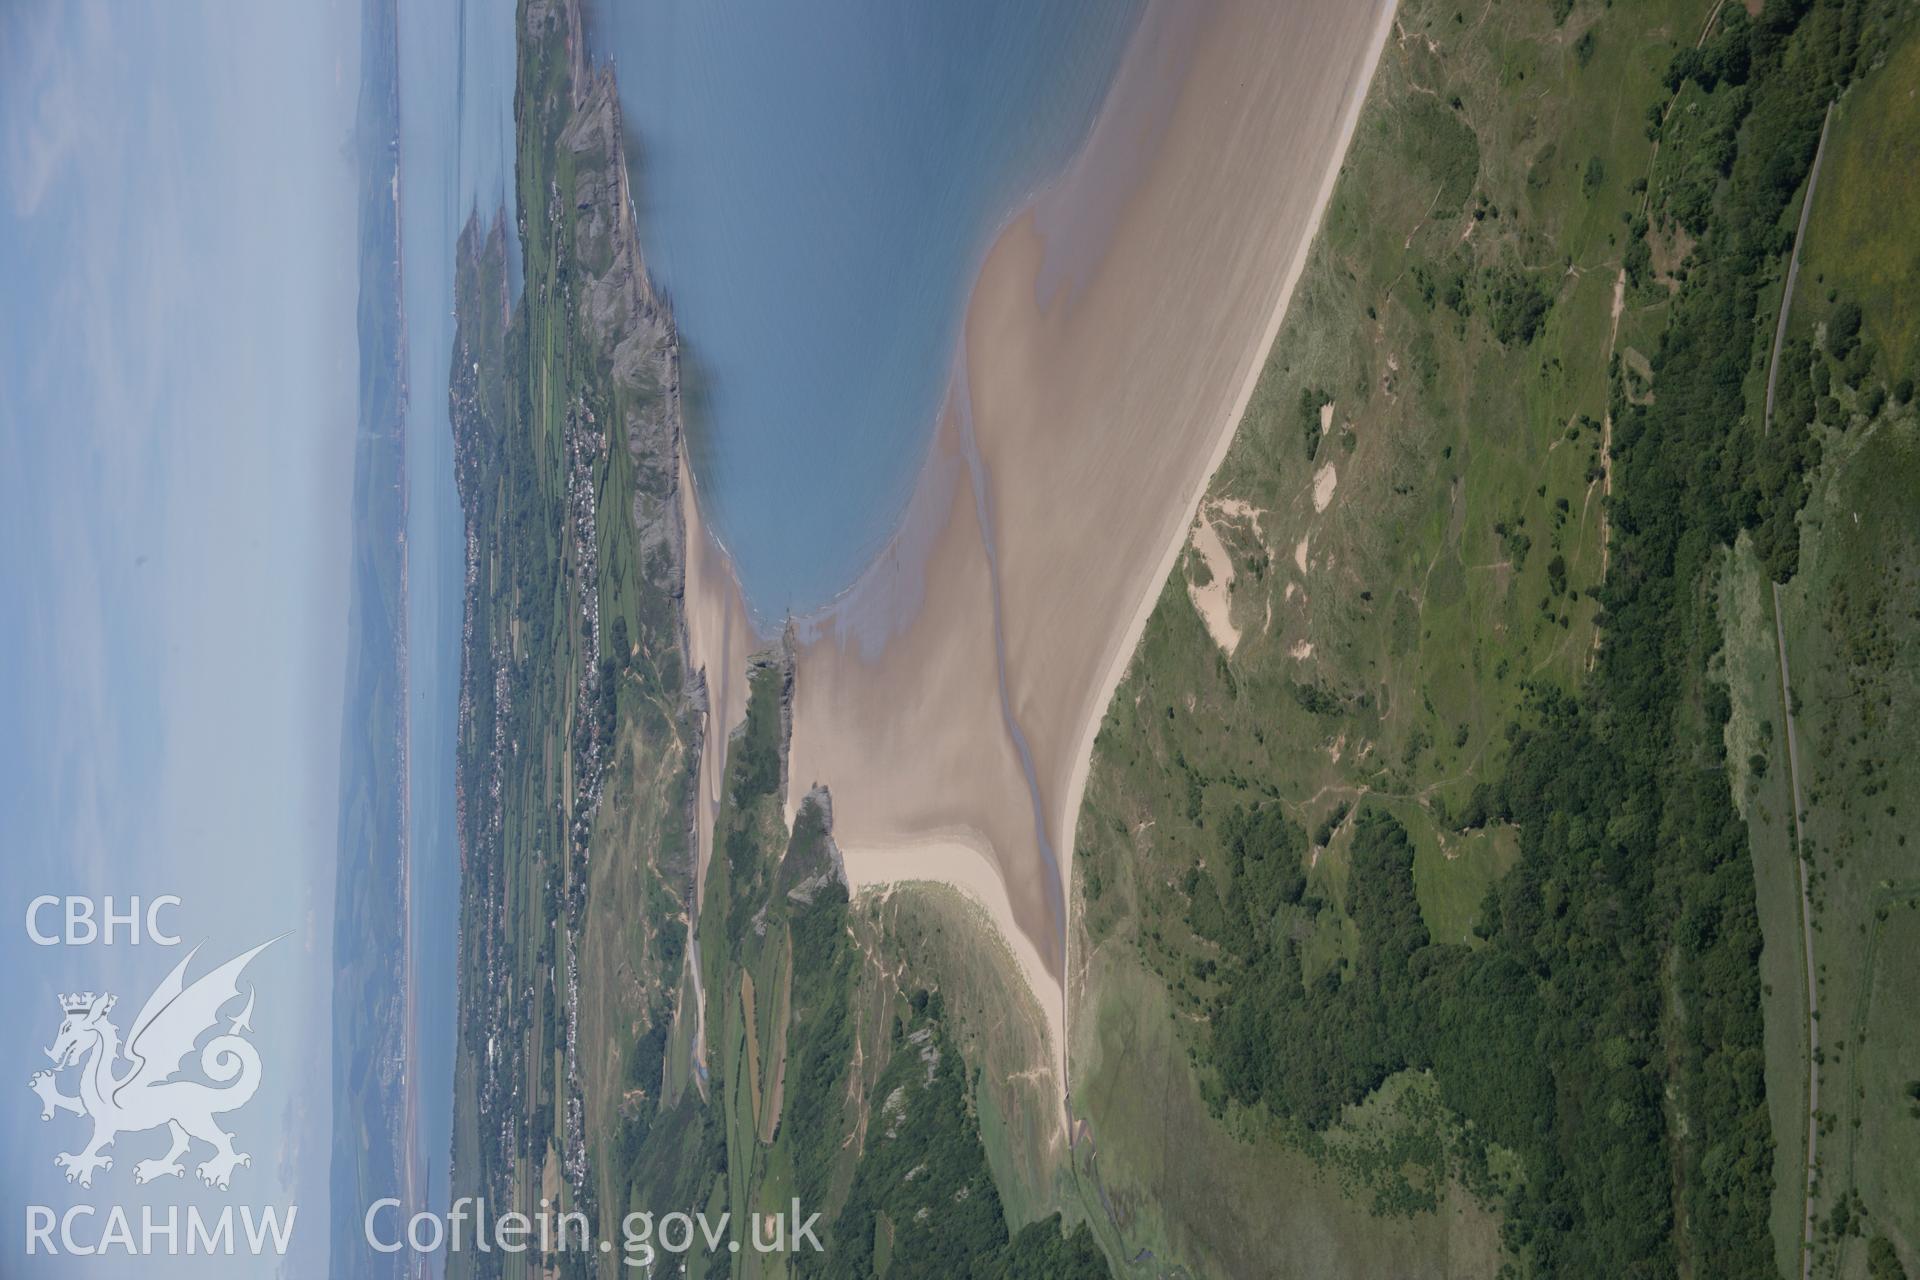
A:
[27,938,277,1191]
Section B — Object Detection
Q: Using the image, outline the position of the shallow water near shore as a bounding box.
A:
[588,0,1143,619]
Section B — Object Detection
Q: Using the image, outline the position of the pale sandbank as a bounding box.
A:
[687,0,1398,1104]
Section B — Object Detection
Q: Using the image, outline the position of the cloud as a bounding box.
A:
[0,2,114,218]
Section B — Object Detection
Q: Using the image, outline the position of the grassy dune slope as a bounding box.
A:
[1071,1,1696,1272]
[1071,1,1915,1276]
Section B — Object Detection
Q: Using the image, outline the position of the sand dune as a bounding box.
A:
[693,0,1397,1095]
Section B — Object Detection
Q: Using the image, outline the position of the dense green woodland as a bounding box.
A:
[1187,1,1913,1275]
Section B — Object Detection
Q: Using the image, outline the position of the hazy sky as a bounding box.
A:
[0,2,361,1273]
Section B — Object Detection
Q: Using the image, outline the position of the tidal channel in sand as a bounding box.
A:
[687,0,1398,1100]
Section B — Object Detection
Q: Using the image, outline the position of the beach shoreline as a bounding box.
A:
[1052,0,1399,1084]
[683,0,1399,1109]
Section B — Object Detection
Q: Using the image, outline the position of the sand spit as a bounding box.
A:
[774,0,1398,1096]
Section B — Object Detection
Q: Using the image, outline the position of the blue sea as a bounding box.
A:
[588,0,1144,618]
[396,0,519,1243]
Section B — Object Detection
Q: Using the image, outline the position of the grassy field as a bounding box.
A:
[1716,19,1920,1274]
[1720,532,1816,1278]
[1764,413,1920,1278]
[1799,24,1920,376]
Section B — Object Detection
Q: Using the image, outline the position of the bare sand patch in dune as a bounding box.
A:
[1313,462,1339,512]
[1187,511,1241,656]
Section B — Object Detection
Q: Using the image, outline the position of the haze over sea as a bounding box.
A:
[589,0,1143,618]
[396,0,519,1241]
[0,4,358,1272]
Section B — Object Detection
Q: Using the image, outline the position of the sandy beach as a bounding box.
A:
[687,0,1397,1094]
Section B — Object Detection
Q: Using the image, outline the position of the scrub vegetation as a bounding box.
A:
[1073,0,1918,1276]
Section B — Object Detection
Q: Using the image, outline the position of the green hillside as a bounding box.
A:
[1070,1,1918,1276]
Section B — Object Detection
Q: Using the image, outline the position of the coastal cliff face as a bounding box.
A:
[560,67,685,607]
